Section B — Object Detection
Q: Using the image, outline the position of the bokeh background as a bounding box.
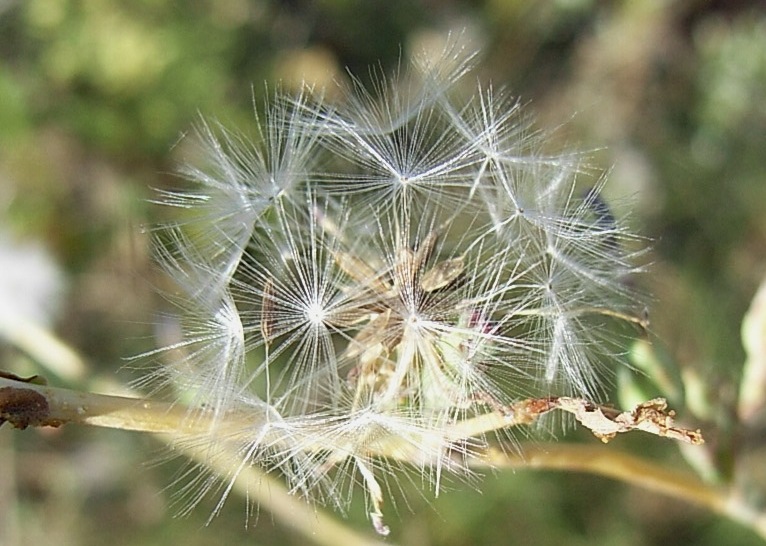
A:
[1,1,766,545]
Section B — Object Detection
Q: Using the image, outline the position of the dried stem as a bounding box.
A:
[0,376,207,433]
[1,375,743,539]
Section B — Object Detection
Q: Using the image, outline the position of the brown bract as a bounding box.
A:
[556,397,704,445]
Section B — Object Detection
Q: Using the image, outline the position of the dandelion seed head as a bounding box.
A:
[147,41,647,534]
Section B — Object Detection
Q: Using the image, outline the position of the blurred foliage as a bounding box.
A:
[1,1,766,545]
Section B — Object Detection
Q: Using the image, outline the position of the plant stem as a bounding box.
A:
[0,376,200,433]
[0,376,391,546]
[475,444,766,541]
[173,435,392,546]
[4,377,762,540]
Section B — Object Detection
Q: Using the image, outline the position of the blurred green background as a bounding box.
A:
[1,1,766,545]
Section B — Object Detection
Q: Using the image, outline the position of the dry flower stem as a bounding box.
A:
[3,375,729,537]
[0,377,702,450]
[0,377,200,433]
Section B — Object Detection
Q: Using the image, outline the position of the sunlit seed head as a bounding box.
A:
[149,40,647,534]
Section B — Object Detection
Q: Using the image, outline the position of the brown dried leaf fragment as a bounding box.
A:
[556,397,704,445]
[0,387,60,429]
[506,396,558,423]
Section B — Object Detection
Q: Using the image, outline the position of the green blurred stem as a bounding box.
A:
[170,436,391,546]
[477,444,766,541]
[0,317,86,382]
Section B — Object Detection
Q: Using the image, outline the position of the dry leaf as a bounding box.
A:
[556,397,704,445]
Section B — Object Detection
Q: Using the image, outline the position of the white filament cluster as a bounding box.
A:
[148,45,643,533]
